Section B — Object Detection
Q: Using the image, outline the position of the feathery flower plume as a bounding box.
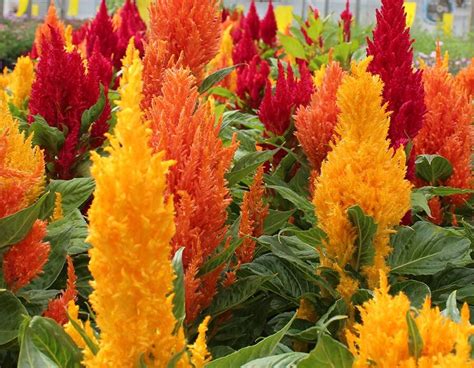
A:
[43,256,77,325]
[3,220,50,292]
[188,316,212,368]
[64,301,97,362]
[259,62,313,135]
[148,0,221,83]
[232,28,258,66]
[148,68,237,323]
[347,271,474,367]
[414,52,472,208]
[209,23,238,93]
[246,0,260,40]
[8,56,35,109]
[236,55,270,109]
[295,62,344,172]
[367,0,425,150]
[86,0,117,62]
[86,41,188,367]
[260,0,277,45]
[456,58,474,99]
[237,165,268,264]
[340,0,352,42]
[31,1,65,57]
[51,192,63,221]
[0,102,44,218]
[313,60,411,300]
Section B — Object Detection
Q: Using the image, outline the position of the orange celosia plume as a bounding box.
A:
[456,58,474,99]
[414,53,473,207]
[237,165,269,264]
[148,68,237,323]
[295,62,345,172]
[32,2,65,57]
[3,220,50,292]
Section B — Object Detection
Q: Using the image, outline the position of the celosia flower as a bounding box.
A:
[3,220,50,292]
[188,316,212,368]
[8,56,35,109]
[0,102,44,218]
[64,301,97,362]
[148,68,237,323]
[367,0,425,151]
[295,61,345,172]
[313,59,411,301]
[260,1,277,45]
[456,58,474,99]
[301,7,322,47]
[232,28,258,66]
[86,0,117,63]
[237,165,269,264]
[414,51,472,207]
[245,0,260,40]
[258,61,313,135]
[340,0,352,42]
[31,2,65,57]
[236,55,270,110]
[43,256,77,325]
[0,68,9,105]
[51,192,63,222]
[148,0,221,83]
[86,42,188,367]
[347,271,474,367]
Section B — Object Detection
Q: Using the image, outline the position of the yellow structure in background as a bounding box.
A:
[32,4,39,16]
[67,0,79,17]
[16,0,28,16]
[275,5,293,33]
[403,2,417,27]
[442,13,453,35]
[136,0,151,23]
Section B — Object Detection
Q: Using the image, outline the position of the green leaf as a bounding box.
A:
[41,178,95,219]
[388,222,471,275]
[0,291,28,345]
[306,19,323,41]
[65,309,99,356]
[441,291,461,322]
[241,352,308,367]
[199,65,240,94]
[208,275,275,316]
[415,154,453,184]
[430,267,474,304]
[172,248,185,331]
[406,312,423,360]
[18,316,82,368]
[227,150,277,187]
[298,334,354,368]
[289,227,327,249]
[347,205,377,271]
[263,210,295,235]
[80,84,106,135]
[206,315,295,368]
[279,34,306,60]
[47,210,89,255]
[416,186,474,198]
[266,185,315,224]
[28,116,65,154]
[411,191,432,216]
[199,238,243,276]
[0,192,48,248]
[390,280,431,308]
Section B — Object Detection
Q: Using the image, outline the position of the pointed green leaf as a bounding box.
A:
[415,154,453,184]
[227,150,277,187]
[0,291,28,345]
[279,34,306,59]
[298,334,353,368]
[28,116,65,154]
[406,312,423,360]
[172,248,186,331]
[347,205,377,271]
[80,84,106,135]
[199,65,241,94]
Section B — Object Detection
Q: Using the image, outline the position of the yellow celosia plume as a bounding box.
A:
[86,41,188,367]
[8,56,35,109]
[347,272,474,367]
[188,316,212,368]
[313,59,411,300]
[64,301,97,362]
[208,23,237,92]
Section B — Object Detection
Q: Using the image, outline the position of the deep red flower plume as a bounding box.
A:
[86,0,118,62]
[246,0,260,40]
[115,0,146,66]
[232,28,258,65]
[260,1,277,45]
[237,55,270,109]
[340,0,352,42]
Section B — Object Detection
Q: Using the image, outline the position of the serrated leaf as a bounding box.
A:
[298,334,353,368]
[28,116,65,154]
[0,291,28,345]
[80,84,106,135]
[347,205,377,271]
[406,312,423,359]
[199,65,240,94]
[388,222,471,275]
[172,248,185,331]
[415,154,453,184]
[0,192,48,248]
[227,150,277,187]
[279,34,306,59]
[206,315,295,368]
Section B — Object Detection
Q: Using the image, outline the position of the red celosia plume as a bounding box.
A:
[147,68,237,322]
[43,256,78,325]
[232,28,258,66]
[260,1,277,46]
[246,0,260,41]
[3,220,50,292]
[295,62,345,171]
[237,55,270,110]
[340,0,352,42]
[86,0,118,63]
[31,2,65,58]
[115,0,146,66]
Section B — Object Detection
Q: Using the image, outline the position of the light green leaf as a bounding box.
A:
[172,248,186,331]
[406,312,423,359]
[297,334,353,368]
[279,34,306,60]
[241,352,307,367]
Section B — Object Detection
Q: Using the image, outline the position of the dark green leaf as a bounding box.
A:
[347,205,377,270]
[241,352,308,367]
[172,248,185,331]
[411,192,432,216]
[298,334,353,368]
[18,316,82,368]
[28,116,65,154]
[0,193,48,248]
[0,291,28,345]
[406,312,423,359]
[80,84,106,135]
[390,280,431,308]
[199,65,241,94]
[199,238,243,276]
[388,222,471,275]
[47,210,89,255]
[263,210,295,235]
[266,185,315,224]
[415,154,453,184]
[227,150,277,187]
[206,315,295,368]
